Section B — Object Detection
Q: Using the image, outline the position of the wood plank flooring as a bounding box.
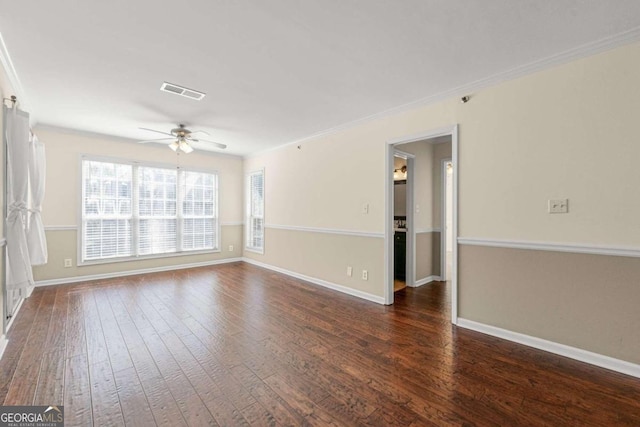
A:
[1,262,639,426]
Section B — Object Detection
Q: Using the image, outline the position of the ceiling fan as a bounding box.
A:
[138,124,227,153]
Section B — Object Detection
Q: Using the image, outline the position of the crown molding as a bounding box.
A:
[247,26,640,159]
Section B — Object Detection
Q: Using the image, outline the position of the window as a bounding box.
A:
[138,166,177,255]
[82,161,133,260]
[182,171,217,251]
[81,158,218,263]
[246,170,264,252]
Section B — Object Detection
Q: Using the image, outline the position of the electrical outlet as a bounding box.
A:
[548,199,569,214]
[347,266,353,277]
[228,245,234,252]
[64,258,72,268]
[362,270,368,280]
[362,203,369,214]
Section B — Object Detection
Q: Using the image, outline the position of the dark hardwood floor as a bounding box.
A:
[1,262,639,426]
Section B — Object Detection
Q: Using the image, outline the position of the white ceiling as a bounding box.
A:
[1,1,640,156]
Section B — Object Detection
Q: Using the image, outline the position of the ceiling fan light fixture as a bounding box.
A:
[179,140,194,154]
[140,124,225,152]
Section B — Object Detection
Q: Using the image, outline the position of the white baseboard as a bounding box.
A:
[457,318,640,379]
[411,275,441,287]
[34,257,243,287]
[0,334,7,361]
[242,257,385,305]
[5,297,25,332]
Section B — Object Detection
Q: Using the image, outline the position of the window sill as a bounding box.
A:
[79,248,222,267]
[244,247,264,255]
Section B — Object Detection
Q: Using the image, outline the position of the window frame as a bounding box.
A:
[78,154,220,266]
[245,168,265,254]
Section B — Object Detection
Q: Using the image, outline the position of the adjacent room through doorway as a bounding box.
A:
[393,155,408,292]
[386,129,456,317]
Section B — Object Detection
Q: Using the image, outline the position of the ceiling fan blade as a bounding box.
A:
[189,137,227,149]
[139,127,174,137]
[137,138,174,144]
[189,130,210,136]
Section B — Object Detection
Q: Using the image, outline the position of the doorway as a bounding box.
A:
[392,152,414,292]
[384,125,458,324]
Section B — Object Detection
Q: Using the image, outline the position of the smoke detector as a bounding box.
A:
[160,82,206,100]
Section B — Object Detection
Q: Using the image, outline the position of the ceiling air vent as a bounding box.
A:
[160,82,206,100]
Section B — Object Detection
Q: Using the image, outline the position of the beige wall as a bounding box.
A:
[398,141,434,230]
[393,182,406,216]
[33,127,244,280]
[244,41,640,365]
[33,226,242,282]
[243,228,384,298]
[459,245,640,364]
[415,231,440,280]
[245,130,387,231]
[394,139,451,281]
[458,45,640,244]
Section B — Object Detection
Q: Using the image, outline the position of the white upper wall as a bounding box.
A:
[36,128,244,226]
[246,40,640,246]
[245,130,387,232]
[458,42,640,244]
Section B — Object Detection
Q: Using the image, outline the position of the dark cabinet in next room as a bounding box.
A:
[394,231,406,281]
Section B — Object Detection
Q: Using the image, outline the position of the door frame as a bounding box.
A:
[440,157,452,281]
[384,125,459,324]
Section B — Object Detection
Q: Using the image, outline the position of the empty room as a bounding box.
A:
[1,1,639,426]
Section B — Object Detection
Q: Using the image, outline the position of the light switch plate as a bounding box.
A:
[548,199,568,214]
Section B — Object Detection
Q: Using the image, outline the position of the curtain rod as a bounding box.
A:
[3,95,37,139]
[3,95,17,107]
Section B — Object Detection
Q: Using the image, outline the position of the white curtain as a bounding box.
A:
[5,106,34,292]
[27,134,47,265]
